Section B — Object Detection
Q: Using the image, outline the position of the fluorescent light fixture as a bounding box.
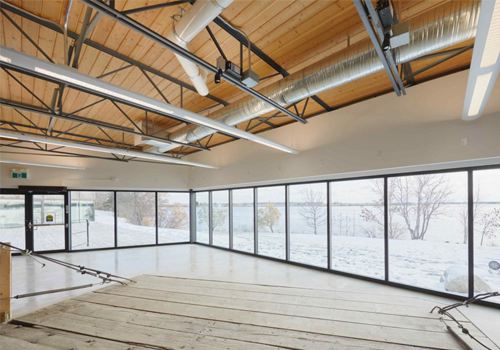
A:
[480,0,500,68]
[0,131,218,169]
[0,47,298,154]
[0,135,19,140]
[467,72,492,117]
[462,0,500,120]
[0,159,85,170]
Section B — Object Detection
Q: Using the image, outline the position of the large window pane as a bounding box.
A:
[257,186,285,259]
[71,191,114,250]
[330,179,385,278]
[0,194,25,250]
[196,192,209,244]
[233,189,254,253]
[290,183,327,267]
[212,191,229,248]
[474,168,500,303]
[388,172,468,295]
[158,192,190,244]
[117,192,155,247]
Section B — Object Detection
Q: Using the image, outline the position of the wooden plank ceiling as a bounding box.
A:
[0,0,476,158]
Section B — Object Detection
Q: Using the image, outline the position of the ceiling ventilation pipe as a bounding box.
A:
[154,0,479,153]
[168,0,234,96]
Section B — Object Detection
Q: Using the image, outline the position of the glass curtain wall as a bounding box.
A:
[473,169,500,303]
[388,172,468,295]
[289,183,327,267]
[0,194,25,249]
[330,179,385,279]
[232,188,254,253]
[196,192,210,244]
[257,186,286,259]
[117,192,156,247]
[71,191,115,250]
[212,190,229,248]
[158,192,190,243]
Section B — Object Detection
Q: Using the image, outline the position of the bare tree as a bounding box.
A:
[258,202,281,233]
[119,192,155,226]
[457,185,483,244]
[299,188,327,235]
[159,195,189,230]
[199,204,227,232]
[391,174,452,240]
[478,208,500,246]
[361,179,405,239]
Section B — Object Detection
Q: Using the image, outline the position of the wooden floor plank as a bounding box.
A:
[143,275,443,307]
[95,284,479,335]
[0,323,151,350]
[0,336,58,350]
[129,277,468,321]
[69,291,476,349]
[16,309,286,350]
[23,299,440,350]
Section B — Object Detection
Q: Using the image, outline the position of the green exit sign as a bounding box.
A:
[11,169,28,179]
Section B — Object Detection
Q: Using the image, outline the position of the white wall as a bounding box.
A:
[0,154,191,190]
[187,70,500,190]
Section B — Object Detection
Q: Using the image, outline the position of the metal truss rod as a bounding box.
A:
[213,16,332,113]
[403,44,473,82]
[0,120,127,147]
[206,25,226,61]
[0,0,228,107]
[140,68,170,103]
[109,100,144,134]
[0,9,54,64]
[0,99,208,151]
[71,7,94,69]
[121,0,192,15]
[353,0,404,96]
[97,64,133,79]
[0,141,129,162]
[81,0,306,124]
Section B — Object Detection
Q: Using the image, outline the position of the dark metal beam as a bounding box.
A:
[80,0,306,124]
[213,16,333,113]
[353,0,404,96]
[121,0,192,15]
[71,7,93,69]
[0,99,208,151]
[0,0,228,107]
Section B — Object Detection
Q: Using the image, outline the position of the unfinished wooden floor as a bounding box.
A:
[1,274,498,350]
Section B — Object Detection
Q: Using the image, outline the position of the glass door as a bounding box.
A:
[0,194,26,250]
[31,194,67,252]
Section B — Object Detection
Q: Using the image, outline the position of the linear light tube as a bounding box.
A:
[0,159,86,170]
[480,0,500,68]
[0,47,299,154]
[462,0,500,120]
[0,131,218,169]
[467,73,492,117]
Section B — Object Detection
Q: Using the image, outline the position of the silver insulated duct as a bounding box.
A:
[158,0,480,152]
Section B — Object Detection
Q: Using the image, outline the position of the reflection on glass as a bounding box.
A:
[290,183,327,267]
[233,189,254,253]
[71,191,114,250]
[33,194,65,251]
[0,194,25,250]
[330,179,385,278]
[474,169,500,303]
[196,192,209,244]
[117,192,155,247]
[158,192,190,243]
[212,191,229,248]
[257,186,285,259]
[388,172,468,295]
